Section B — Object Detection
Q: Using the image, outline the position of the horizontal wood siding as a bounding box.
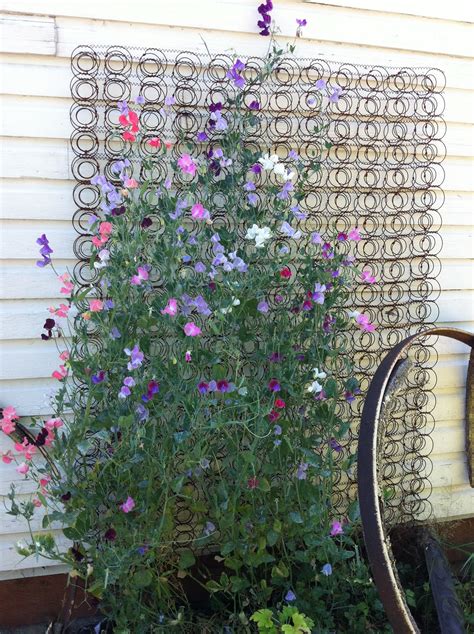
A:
[0,0,472,577]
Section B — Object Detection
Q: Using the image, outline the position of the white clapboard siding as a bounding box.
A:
[0,0,473,576]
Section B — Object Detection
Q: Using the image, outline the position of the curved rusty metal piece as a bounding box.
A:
[358,327,474,634]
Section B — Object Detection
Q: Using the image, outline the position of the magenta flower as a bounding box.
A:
[185,350,192,363]
[191,203,210,220]
[130,266,150,286]
[161,298,178,317]
[142,380,160,403]
[184,322,202,337]
[177,153,197,177]
[120,496,135,513]
[91,371,106,384]
[356,313,376,332]
[330,520,343,537]
[348,227,361,241]
[198,381,209,394]
[361,269,376,284]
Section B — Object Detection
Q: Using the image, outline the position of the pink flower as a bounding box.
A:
[40,475,51,488]
[177,153,197,177]
[59,350,70,361]
[1,420,16,434]
[148,137,161,148]
[185,350,192,362]
[49,303,69,318]
[355,312,375,333]
[89,299,104,312]
[122,131,136,142]
[191,203,209,220]
[124,178,138,188]
[16,462,29,475]
[2,406,18,421]
[361,270,376,284]
[161,298,178,317]
[165,140,172,150]
[275,398,286,409]
[1,406,19,434]
[1,451,13,464]
[58,273,74,295]
[120,496,135,513]
[330,520,343,537]
[280,267,292,279]
[184,322,202,337]
[99,222,113,236]
[32,498,42,508]
[52,365,67,380]
[348,228,361,241]
[130,266,149,286]
[45,417,63,431]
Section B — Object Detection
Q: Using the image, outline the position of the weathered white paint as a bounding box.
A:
[0,0,473,577]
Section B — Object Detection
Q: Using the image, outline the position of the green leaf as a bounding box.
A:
[205,579,222,593]
[132,568,153,588]
[289,511,303,524]
[271,562,289,578]
[178,549,195,570]
[266,529,279,547]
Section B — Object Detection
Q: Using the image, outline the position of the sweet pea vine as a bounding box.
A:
[2,14,388,634]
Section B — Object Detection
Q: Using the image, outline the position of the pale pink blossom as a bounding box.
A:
[89,299,104,312]
[32,498,42,508]
[16,462,29,475]
[130,266,149,286]
[161,298,178,317]
[45,418,63,431]
[120,496,135,513]
[58,273,74,295]
[49,303,70,318]
[1,419,16,435]
[125,178,138,188]
[355,313,376,332]
[59,351,70,361]
[184,322,202,337]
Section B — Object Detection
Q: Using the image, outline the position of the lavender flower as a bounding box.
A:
[36,234,53,267]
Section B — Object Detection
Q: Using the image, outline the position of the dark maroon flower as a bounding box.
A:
[142,380,160,402]
[268,352,282,363]
[208,281,217,292]
[268,409,280,422]
[34,427,48,447]
[41,318,56,341]
[70,547,84,562]
[104,528,117,541]
[209,102,223,113]
[61,492,71,502]
[337,232,348,241]
[141,217,152,229]
[323,313,336,334]
[217,379,230,393]
[111,205,126,216]
[92,371,106,384]
[268,378,281,392]
[198,382,209,394]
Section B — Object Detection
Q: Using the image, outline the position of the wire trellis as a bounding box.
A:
[69,45,445,527]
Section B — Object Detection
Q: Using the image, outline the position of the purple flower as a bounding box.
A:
[274,424,282,436]
[164,95,176,107]
[197,131,208,142]
[277,181,294,201]
[195,262,206,273]
[124,344,144,370]
[329,87,342,103]
[111,205,126,217]
[117,100,129,114]
[36,234,53,267]
[297,462,309,480]
[141,217,152,229]
[312,283,327,305]
[285,590,296,602]
[203,521,216,537]
[316,79,326,91]
[198,381,209,394]
[110,327,121,339]
[244,181,256,192]
[182,255,191,263]
[296,18,307,27]
[257,300,269,313]
[137,544,149,555]
[248,100,260,110]
[323,314,335,334]
[142,380,160,403]
[321,563,332,576]
[311,232,323,245]
[329,438,343,452]
[135,95,145,105]
[136,404,149,422]
[227,59,246,89]
[250,163,262,175]
[247,192,258,206]
[257,0,273,36]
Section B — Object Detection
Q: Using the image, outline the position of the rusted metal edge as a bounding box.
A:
[358,327,474,634]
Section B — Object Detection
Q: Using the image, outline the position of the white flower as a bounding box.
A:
[245,224,272,248]
[94,248,110,270]
[307,380,323,394]
[312,367,327,380]
[258,153,279,170]
[347,310,360,319]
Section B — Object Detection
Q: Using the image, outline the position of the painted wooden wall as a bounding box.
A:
[0,0,473,579]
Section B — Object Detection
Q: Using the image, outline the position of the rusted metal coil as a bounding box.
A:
[358,327,474,633]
